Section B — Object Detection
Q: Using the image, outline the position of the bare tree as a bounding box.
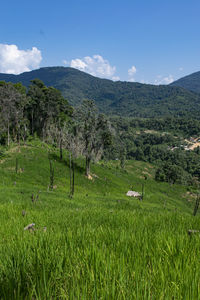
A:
[64,123,84,197]
[74,100,112,177]
[46,120,83,197]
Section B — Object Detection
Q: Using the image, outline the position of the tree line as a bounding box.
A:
[0,80,112,178]
[1,79,200,187]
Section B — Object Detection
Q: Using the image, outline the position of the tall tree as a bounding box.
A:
[75,100,112,176]
[0,82,28,146]
[27,79,72,139]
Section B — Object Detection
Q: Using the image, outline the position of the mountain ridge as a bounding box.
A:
[170,70,200,94]
[1,66,200,118]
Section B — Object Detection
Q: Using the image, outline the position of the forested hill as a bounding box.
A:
[170,71,200,94]
[1,66,200,118]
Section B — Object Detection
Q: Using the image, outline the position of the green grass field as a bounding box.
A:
[0,141,200,299]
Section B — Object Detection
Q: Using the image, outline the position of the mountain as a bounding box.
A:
[1,66,200,118]
[170,71,200,94]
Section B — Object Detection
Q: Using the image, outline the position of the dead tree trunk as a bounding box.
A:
[85,156,91,177]
[49,158,54,190]
[72,156,75,196]
[59,135,63,160]
[69,153,72,197]
[7,118,10,146]
[16,157,19,174]
[193,194,200,216]
[141,183,144,201]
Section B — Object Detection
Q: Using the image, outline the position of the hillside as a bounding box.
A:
[171,71,200,94]
[0,142,200,298]
[1,67,200,118]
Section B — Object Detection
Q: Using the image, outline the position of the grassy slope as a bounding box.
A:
[0,142,200,299]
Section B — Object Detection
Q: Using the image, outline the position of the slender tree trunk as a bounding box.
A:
[31,110,34,135]
[69,153,72,197]
[23,124,26,145]
[193,194,200,216]
[18,134,21,150]
[7,119,10,146]
[18,132,20,146]
[72,156,75,196]
[59,135,63,160]
[85,156,91,177]
[85,157,88,176]
[42,127,45,142]
[49,159,54,190]
[16,157,18,174]
[141,183,144,201]
[12,127,16,143]
[17,122,20,147]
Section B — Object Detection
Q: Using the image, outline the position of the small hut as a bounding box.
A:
[126,191,141,197]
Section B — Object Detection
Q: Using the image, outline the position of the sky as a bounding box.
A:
[0,0,200,84]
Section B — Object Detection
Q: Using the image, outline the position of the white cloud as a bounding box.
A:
[179,67,183,71]
[0,44,42,74]
[128,65,137,82]
[70,54,117,79]
[129,78,135,82]
[154,74,174,85]
[112,76,120,81]
[128,65,137,76]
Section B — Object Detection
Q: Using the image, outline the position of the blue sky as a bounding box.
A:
[0,0,200,84]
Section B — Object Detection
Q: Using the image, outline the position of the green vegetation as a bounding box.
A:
[109,116,200,185]
[1,69,200,299]
[1,67,200,118]
[0,141,200,299]
[171,70,200,94]
[111,116,200,137]
[0,80,111,179]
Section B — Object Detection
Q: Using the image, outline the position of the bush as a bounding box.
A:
[155,163,192,185]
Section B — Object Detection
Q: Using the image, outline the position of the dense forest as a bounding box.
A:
[1,67,200,118]
[1,78,200,187]
[108,116,200,185]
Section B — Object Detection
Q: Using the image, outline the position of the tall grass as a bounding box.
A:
[0,142,199,299]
